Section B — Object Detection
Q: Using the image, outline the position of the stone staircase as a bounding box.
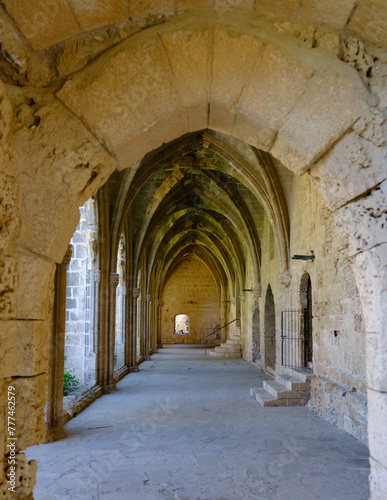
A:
[250,367,314,406]
[208,335,242,358]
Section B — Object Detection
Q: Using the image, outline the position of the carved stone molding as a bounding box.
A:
[94,270,101,283]
[132,287,141,299]
[109,272,120,288]
[62,244,73,266]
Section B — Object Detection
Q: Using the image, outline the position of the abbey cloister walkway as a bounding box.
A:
[26,347,370,500]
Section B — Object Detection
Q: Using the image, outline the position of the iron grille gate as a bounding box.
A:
[281,309,309,368]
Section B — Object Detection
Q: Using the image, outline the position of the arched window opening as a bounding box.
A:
[264,285,276,369]
[64,198,98,398]
[175,314,189,335]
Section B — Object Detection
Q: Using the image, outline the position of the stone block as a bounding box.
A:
[11,373,48,449]
[333,180,387,257]
[0,252,17,320]
[366,333,387,393]
[57,35,181,158]
[129,0,174,19]
[114,108,189,169]
[176,0,212,10]
[368,390,387,467]
[369,457,387,500]
[15,251,56,320]
[233,112,277,152]
[237,45,314,138]
[297,0,357,31]
[19,174,80,263]
[160,23,209,110]
[349,0,387,52]
[255,0,299,18]
[271,72,370,174]
[0,320,49,378]
[15,99,116,206]
[69,0,128,32]
[353,108,387,148]
[211,25,263,134]
[215,0,254,9]
[2,0,80,51]
[310,133,387,211]
[0,171,19,257]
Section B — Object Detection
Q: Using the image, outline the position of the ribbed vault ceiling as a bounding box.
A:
[109,130,292,298]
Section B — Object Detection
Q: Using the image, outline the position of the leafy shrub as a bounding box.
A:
[63,370,79,396]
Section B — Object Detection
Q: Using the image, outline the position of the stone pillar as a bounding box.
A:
[104,272,119,393]
[352,246,387,500]
[222,300,231,343]
[151,297,158,353]
[131,288,141,371]
[88,269,100,357]
[252,287,261,367]
[46,245,72,442]
[155,300,163,349]
[144,294,152,360]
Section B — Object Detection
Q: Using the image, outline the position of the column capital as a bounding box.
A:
[109,272,120,288]
[132,287,141,299]
[94,270,101,283]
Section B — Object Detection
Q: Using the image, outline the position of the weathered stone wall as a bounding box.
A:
[161,256,221,344]
[258,172,368,441]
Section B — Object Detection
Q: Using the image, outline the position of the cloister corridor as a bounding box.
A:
[26,347,370,500]
[1,3,386,499]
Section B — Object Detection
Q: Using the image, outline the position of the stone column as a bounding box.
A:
[151,298,158,353]
[222,299,231,343]
[144,294,152,360]
[45,245,72,442]
[131,288,141,371]
[156,300,163,349]
[92,270,101,355]
[104,272,119,393]
[252,287,262,367]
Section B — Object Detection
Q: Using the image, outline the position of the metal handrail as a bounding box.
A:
[204,318,240,355]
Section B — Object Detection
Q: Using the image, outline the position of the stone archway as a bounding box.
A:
[300,272,313,368]
[264,285,276,370]
[1,8,386,499]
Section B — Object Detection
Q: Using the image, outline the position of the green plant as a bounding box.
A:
[63,370,79,396]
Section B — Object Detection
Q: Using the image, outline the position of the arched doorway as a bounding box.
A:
[264,285,276,369]
[300,273,313,368]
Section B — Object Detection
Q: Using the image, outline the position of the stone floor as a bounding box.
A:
[26,346,370,500]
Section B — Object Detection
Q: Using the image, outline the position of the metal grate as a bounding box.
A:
[281,309,308,368]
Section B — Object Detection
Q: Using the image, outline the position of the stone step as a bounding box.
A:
[250,387,309,407]
[263,380,297,399]
[276,374,310,391]
[250,388,287,407]
[208,350,242,358]
[281,367,314,383]
[225,339,241,344]
[217,344,241,352]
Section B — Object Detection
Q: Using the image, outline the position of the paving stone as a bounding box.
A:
[25,347,370,499]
